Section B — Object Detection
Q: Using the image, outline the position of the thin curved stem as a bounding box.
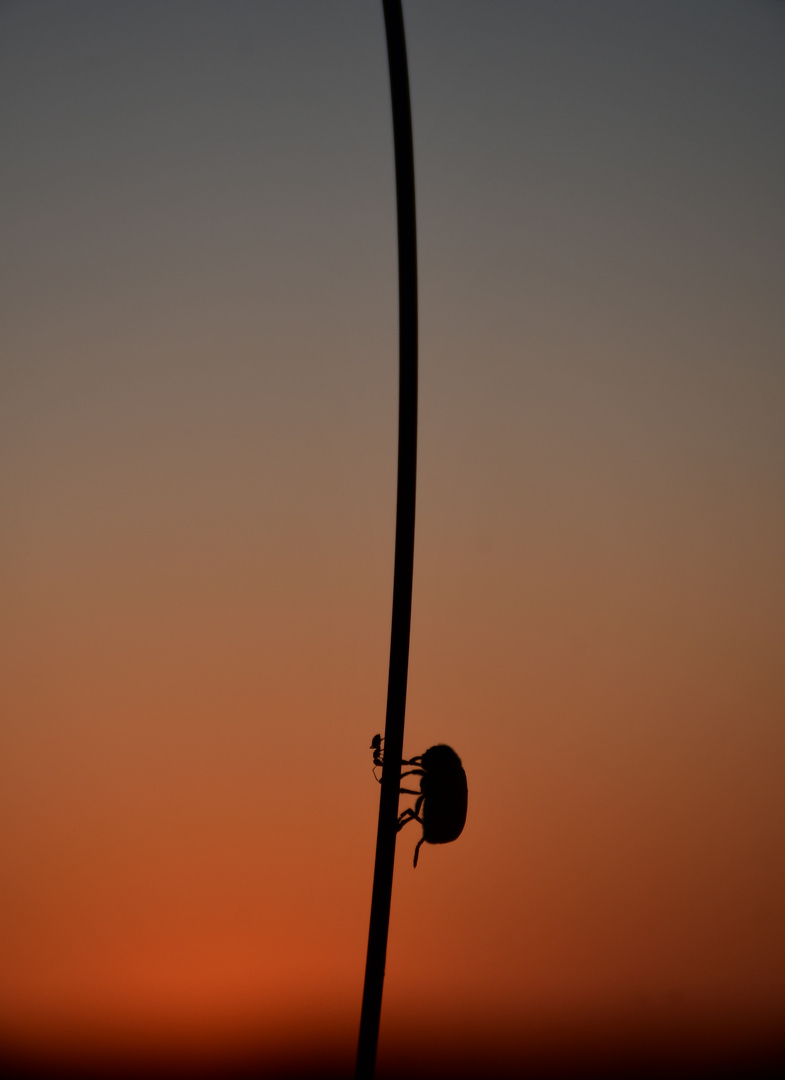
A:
[355,3,418,1078]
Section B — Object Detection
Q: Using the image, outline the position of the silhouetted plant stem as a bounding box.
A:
[355,3,417,1079]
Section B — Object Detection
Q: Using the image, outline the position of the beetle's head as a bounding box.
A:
[422,744,462,771]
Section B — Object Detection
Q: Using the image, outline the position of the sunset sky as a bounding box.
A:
[2,1,784,1076]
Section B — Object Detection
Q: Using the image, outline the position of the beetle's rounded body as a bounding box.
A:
[395,742,468,866]
[418,744,467,845]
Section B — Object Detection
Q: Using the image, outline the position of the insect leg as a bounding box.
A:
[397,808,423,832]
[399,787,420,795]
[413,836,426,868]
[400,768,425,780]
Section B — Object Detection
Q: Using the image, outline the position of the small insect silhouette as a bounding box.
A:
[370,735,468,867]
[371,733,384,778]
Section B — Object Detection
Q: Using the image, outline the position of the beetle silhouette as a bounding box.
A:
[370,736,468,867]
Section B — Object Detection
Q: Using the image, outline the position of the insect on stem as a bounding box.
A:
[355,3,418,1079]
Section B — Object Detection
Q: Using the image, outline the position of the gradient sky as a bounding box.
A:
[2,1,784,1075]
